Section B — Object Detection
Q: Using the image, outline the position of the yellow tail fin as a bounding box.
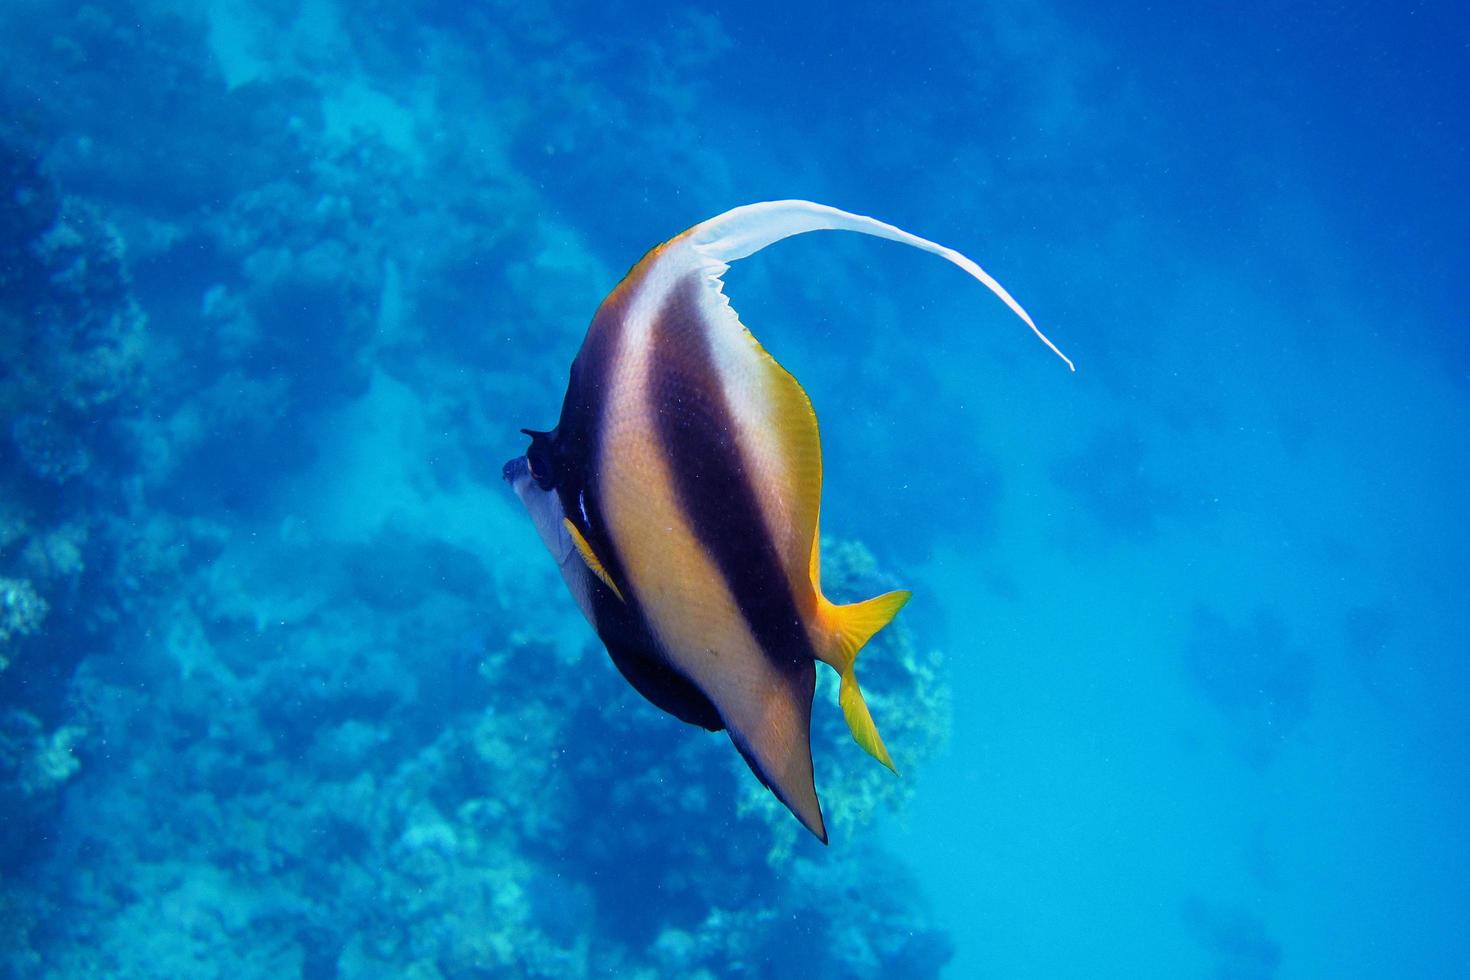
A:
[828,589,911,774]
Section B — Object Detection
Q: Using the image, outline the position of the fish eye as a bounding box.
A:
[528,448,550,484]
[521,428,558,490]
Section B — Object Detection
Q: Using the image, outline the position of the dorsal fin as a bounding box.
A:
[684,199,1074,371]
[735,328,823,599]
[662,199,1070,600]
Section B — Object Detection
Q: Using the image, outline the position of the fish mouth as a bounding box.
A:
[502,455,529,485]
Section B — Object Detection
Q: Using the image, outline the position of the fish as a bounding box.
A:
[503,200,1071,842]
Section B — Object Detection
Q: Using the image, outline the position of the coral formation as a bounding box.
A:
[0,5,954,976]
[0,128,152,882]
[0,525,950,978]
[0,136,146,485]
[0,578,48,668]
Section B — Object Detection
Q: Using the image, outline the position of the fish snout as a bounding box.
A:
[502,455,530,485]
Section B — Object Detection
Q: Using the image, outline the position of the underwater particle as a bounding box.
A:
[1050,423,1182,539]
[1343,604,1393,661]
[0,131,60,302]
[524,872,596,947]
[1181,896,1282,979]
[10,413,91,483]
[504,200,1069,841]
[1342,603,1396,693]
[1183,607,1313,767]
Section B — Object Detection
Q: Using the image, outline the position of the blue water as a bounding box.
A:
[2,1,1466,976]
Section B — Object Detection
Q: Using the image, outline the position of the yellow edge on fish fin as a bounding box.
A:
[829,589,911,774]
[760,349,823,589]
[808,516,822,594]
[717,286,823,596]
[562,518,625,602]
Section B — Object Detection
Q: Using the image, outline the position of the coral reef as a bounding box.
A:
[0,129,149,878]
[0,520,952,977]
[0,578,48,673]
[0,135,146,485]
[0,4,954,977]
[0,527,950,978]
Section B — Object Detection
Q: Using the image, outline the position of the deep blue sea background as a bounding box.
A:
[2,1,1467,976]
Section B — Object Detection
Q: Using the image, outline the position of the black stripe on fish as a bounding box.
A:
[551,263,638,618]
[648,273,819,681]
[549,262,725,732]
[597,602,725,731]
[647,275,821,835]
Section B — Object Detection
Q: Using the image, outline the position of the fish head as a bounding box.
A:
[502,439,572,567]
[503,432,594,621]
[518,427,560,490]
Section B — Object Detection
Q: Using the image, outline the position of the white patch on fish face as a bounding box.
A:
[503,455,594,623]
[504,456,572,563]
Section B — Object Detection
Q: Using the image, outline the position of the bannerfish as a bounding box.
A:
[504,200,1071,842]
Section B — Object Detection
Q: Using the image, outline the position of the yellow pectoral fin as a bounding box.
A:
[562,518,626,602]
